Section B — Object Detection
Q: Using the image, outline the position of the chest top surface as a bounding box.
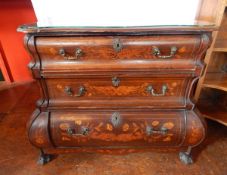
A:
[17,23,215,35]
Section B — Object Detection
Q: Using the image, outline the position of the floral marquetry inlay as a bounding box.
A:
[35,137,44,145]
[58,117,177,144]
[188,120,203,144]
[59,123,70,130]
[106,123,113,131]
[152,121,160,126]
[122,123,130,132]
[163,122,175,130]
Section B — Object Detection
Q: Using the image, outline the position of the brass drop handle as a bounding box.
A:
[59,48,65,56]
[152,46,177,59]
[64,86,86,97]
[64,86,73,96]
[67,126,90,136]
[146,126,168,136]
[59,48,83,60]
[146,84,168,96]
[75,48,83,59]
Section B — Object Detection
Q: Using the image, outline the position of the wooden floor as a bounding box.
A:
[0,82,226,175]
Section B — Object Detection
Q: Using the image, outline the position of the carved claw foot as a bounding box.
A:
[37,150,52,165]
[179,151,193,165]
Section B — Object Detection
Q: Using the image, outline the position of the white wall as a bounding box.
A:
[31,0,201,27]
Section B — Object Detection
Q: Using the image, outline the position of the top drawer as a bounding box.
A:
[35,35,202,72]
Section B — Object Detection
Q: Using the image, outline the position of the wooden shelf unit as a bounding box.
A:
[197,88,227,126]
[195,0,227,126]
[213,48,227,52]
[214,8,227,50]
[203,73,227,91]
[198,102,227,126]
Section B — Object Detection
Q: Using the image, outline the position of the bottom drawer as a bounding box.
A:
[51,111,184,147]
[28,110,206,149]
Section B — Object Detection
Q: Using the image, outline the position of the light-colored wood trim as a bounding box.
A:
[196,0,219,23]
[203,113,227,126]
[198,100,227,126]
[213,47,227,51]
[194,0,226,100]
[203,73,227,91]
[195,0,227,126]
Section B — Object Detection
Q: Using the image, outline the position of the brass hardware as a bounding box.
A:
[59,48,65,56]
[111,112,121,127]
[67,126,90,136]
[64,86,73,96]
[152,46,177,59]
[59,48,83,60]
[221,64,227,73]
[76,86,86,97]
[113,38,123,52]
[67,128,74,135]
[75,48,83,59]
[81,126,90,135]
[146,126,168,136]
[146,84,168,96]
[64,86,86,97]
[112,76,120,87]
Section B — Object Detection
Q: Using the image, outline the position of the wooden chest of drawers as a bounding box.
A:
[19,25,212,165]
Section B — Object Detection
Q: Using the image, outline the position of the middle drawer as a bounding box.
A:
[45,76,191,109]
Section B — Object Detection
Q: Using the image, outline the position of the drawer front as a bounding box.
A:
[46,76,190,108]
[50,111,185,147]
[36,35,201,71]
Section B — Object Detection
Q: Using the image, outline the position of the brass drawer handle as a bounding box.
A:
[75,48,83,59]
[64,86,86,97]
[59,48,66,56]
[146,84,168,96]
[112,76,120,87]
[152,46,177,59]
[67,126,90,136]
[146,126,168,136]
[59,48,83,60]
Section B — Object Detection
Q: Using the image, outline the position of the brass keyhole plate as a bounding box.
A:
[111,112,122,127]
[113,39,123,52]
